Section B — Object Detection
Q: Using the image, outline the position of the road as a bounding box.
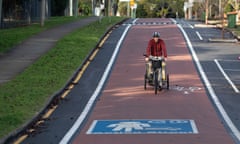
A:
[10,18,240,144]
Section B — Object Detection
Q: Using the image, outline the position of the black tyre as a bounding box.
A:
[154,71,158,94]
[158,69,162,91]
[166,74,169,90]
[159,85,162,91]
[144,74,147,90]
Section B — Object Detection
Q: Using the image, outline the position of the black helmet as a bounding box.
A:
[152,32,160,38]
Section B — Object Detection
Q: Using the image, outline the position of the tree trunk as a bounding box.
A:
[0,0,2,27]
[41,0,46,27]
[74,0,78,17]
[205,0,209,24]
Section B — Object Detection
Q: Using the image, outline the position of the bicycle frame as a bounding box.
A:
[144,55,169,94]
[150,56,163,94]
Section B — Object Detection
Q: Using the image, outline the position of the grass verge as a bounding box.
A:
[0,16,125,139]
[0,16,87,53]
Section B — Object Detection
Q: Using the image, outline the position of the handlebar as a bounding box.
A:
[149,56,163,61]
[143,54,164,61]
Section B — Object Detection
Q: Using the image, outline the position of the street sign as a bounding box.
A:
[130,0,134,7]
[87,119,198,134]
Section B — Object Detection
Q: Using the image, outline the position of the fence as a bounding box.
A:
[1,0,51,29]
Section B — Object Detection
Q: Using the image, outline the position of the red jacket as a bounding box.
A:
[146,39,167,58]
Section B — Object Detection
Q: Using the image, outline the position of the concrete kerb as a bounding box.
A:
[194,22,240,43]
[214,24,240,43]
[208,38,238,43]
[0,18,129,144]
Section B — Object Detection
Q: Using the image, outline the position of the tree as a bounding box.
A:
[118,1,128,16]
[51,0,68,16]
[228,0,239,11]
[40,0,46,27]
[135,0,184,18]
[136,4,147,17]
[221,0,229,38]
[0,0,2,27]
[78,0,92,16]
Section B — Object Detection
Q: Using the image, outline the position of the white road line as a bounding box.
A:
[189,24,194,29]
[224,69,240,72]
[214,59,239,93]
[177,24,240,142]
[59,24,132,144]
[217,59,240,62]
[196,31,203,40]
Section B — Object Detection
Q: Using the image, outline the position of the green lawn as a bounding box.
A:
[0,16,125,139]
[0,16,87,53]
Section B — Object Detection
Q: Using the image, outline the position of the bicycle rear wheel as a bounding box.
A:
[144,74,147,90]
[166,74,169,90]
[154,71,158,94]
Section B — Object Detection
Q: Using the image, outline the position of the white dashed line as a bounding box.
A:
[196,31,203,40]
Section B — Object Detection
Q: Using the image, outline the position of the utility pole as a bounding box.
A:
[0,0,2,27]
[40,0,46,27]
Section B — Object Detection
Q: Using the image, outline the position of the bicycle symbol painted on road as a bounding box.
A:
[87,119,199,134]
[170,85,202,94]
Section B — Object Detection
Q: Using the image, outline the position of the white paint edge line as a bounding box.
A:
[217,59,240,62]
[190,120,199,134]
[214,59,239,93]
[59,25,132,144]
[177,24,240,142]
[133,18,138,24]
[170,18,176,24]
[196,31,203,40]
[86,120,97,134]
[224,69,240,72]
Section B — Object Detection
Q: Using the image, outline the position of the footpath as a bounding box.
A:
[0,16,99,85]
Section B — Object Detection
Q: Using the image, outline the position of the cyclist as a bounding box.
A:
[145,32,167,81]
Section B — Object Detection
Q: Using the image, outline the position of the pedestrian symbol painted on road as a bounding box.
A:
[87,119,198,134]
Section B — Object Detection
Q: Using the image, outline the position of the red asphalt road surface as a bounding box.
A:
[72,18,235,144]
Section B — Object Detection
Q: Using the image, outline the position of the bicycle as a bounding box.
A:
[144,55,169,94]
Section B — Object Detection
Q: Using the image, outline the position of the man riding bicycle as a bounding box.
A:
[145,32,167,81]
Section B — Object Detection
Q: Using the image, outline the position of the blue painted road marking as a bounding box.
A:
[86,119,198,134]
